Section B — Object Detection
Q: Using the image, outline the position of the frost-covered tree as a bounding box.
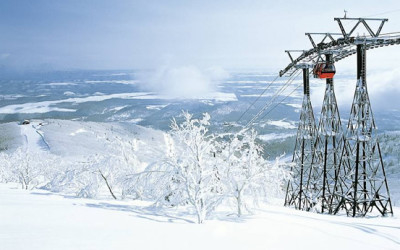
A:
[147,111,224,223]
[168,112,224,223]
[94,135,143,199]
[43,133,141,199]
[1,148,60,190]
[0,151,13,183]
[220,130,290,217]
[76,130,141,199]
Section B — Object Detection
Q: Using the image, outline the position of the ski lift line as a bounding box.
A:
[248,75,294,118]
[225,73,294,133]
[379,31,400,36]
[330,8,400,34]
[259,82,303,122]
[224,72,298,134]
[244,70,302,129]
[235,74,280,124]
[305,9,400,43]
[251,70,302,123]
[243,73,298,129]
[363,8,400,18]
[245,72,298,126]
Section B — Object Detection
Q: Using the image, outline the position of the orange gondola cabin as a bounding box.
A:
[313,62,336,79]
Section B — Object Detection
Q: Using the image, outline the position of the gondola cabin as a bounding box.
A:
[313,62,336,79]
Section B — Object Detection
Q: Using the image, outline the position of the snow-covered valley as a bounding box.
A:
[1,71,400,250]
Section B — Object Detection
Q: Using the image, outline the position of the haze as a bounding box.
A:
[1,0,400,73]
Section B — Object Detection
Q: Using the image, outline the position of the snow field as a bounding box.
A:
[0,92,237,114]
[1,183,399,250]
[1,117,400,250]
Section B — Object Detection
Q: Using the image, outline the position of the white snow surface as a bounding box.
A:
[258,132,295,141]
[2,119,400,250]
[1,183,399,250]
[19,123,49,152]
[40,82,78,86]
[0,92,237,114]
[266,119,297,129]
[35,119,167,165]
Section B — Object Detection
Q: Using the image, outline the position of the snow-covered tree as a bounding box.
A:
[146,111,224,223]
[220,130,289,217]
[1,148,61,190]
[43,132,141,199]
[0,151,13,183]
[168,112,225,223]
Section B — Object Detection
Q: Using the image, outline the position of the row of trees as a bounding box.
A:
[0,112,290,223]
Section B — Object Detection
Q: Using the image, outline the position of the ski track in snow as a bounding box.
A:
[0,183,399,250]
[19,123,50,152]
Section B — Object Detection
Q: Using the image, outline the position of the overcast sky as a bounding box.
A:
[1,0,400,72]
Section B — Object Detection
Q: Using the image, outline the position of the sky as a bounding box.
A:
[0,0,400,73]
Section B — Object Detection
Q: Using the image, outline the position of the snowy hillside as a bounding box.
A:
[1,69,400,249]
[1,183,399,250]
[1,118,400,250]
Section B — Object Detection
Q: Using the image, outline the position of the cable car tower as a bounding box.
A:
[308,41,345,213]
[284,63,317,211]
[331,18,393,216]
[280,16,399,216]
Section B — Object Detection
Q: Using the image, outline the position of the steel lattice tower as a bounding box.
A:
[332,44,393,216]
[285,66,318,210]
[307,54,345,213]
[279,16,397,216]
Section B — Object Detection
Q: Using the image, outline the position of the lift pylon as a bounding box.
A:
[332,44,393,216]
[280,16,398,216]
[307,53,344,213]
[285,64,317,211]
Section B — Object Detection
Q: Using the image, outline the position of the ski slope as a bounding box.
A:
[0,183,399,250]
[1,120,400,250]
[19,122,49,152]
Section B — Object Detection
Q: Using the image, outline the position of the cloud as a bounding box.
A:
[368,67,400,110]
[310,78,355,110]
[139,64,229,98]
[310,68,400,112]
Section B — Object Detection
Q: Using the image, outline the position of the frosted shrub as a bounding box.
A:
[0,152,13,183]
[146,112,225,223]
[220,130,290,217]
[0,114,290,223]
[139,112,290,222]
[0,148,60,190]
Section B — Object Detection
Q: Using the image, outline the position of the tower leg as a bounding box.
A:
[334,44,393,216]
[308,54,344,214]
[284,67,317,211]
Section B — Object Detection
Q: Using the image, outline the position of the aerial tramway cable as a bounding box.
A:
[259,82,303,122]
[225,70,300,134]
[243,70,302,129]
[224,74,279,133]
[235,74,280,123]
[234,9,400,133]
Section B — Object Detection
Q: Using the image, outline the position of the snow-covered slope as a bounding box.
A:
[39,119,167,164]
[1,183,399,250]
[0,122,23,151]
[2,119,168,168]
[1,119,400,250]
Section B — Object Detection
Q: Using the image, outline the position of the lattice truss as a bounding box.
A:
[282,17,396,216]
[333,77,393,216]
[307,79,344,213]
[285,70,317,211]
[280,18,400,78]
